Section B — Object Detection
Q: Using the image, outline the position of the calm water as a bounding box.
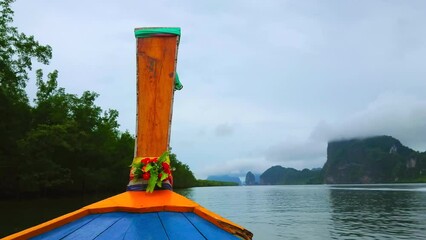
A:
[0,193,113,238]
[176,184,426,240]
[1,184,426,239]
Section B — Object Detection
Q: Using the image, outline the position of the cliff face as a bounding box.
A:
[323,135,426,184]
[245,171,256,185]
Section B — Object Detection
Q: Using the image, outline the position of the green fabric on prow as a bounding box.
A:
[174,73,183,90]
[134,27,181,38]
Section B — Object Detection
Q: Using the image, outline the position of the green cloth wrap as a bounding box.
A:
[134,27,181,38]
[174,73,183,90]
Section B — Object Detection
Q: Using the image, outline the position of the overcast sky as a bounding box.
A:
[12,0,426,178]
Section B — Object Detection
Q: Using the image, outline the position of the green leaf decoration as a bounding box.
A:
[144,164,153,172]
[147,173,158,193]
[134,168,142,176]
[130,157,142,167]
[158,151,170,164]
[160,173,168,181]
[129,150,173,192]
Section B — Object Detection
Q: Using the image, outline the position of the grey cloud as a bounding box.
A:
[198,157,270,179]
[215,123,234,137]
[311,93,426,151]
[265,140,326,164]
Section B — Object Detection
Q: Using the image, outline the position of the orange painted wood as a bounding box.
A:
[135,36,178,157]
[4,191,253,240]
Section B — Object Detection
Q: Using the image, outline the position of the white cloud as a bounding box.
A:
[265,139,326,166]
[197,157,270,179]
[311,93,426,151]
[215,123,234,137]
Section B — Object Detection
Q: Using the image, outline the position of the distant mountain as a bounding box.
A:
[207,175,242,185]
[233,136,426,186]
[245,171,256,185]
[323,135,426,184]
[243,172,261,185]
[260,166,322,185]
[254,174,261,184]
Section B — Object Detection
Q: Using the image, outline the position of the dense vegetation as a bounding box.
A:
[196,180,239,187]
[207,175,242,185]
[0,0,202,198]
[323,135,426,184]
[259,166,322,185]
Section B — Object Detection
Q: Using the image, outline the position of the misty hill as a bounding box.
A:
[244,171,261,185]
[323,135,426,184]
[245,172,255,185]
[207,175,242,185]
[259,166,322,185]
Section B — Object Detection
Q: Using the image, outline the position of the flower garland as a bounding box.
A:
[129,151,173,193]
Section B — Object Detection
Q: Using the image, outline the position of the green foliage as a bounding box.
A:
[9,69,135,196]
[0,0,52,102]
[207,175,241,185]
[195,180,238,187]
[0,0,52,196]
[0,1,137,197]
[169,153,198,188]
[323,136,426,184]
[260,166,322,185]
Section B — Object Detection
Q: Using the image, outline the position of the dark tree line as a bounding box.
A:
[0,0,199,198]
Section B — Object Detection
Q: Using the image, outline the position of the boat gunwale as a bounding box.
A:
[3,191,253,240]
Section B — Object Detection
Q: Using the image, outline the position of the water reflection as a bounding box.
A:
[328,184,426,239]
[179,185,426,239]
[174,187,194,199]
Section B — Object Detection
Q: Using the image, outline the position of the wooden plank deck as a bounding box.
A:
[5,191,252,240]
[30,212,240,240]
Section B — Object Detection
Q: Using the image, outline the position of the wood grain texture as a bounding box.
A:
[31,214,98,240]
[183,212,240,240]
[158,212,205,240]
[7,191,253,240]
[31,212,244,240]
[136,36,178,157]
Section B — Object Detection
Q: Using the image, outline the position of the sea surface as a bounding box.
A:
[1,184,426,239]
[175,184,426,240]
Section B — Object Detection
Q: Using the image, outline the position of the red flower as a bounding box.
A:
[142,172,151,180]
[162,162,171,173]
[151,157,158,163]
[141,157,151,165]
[129,173,134,180]
[158,173,162,179]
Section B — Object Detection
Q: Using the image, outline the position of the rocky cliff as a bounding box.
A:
[245,171,256,185]
[323,135,426,184]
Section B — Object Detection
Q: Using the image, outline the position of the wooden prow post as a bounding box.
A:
[135,28,180,157]
[127,27,181,191]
